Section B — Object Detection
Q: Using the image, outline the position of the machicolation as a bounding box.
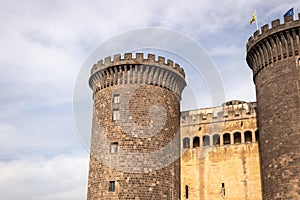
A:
[246,14,300,81]
[89,53,186,99]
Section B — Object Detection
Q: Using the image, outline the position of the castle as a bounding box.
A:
[87,14,300,199]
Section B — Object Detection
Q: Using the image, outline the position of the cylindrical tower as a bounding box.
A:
[246,14,300,199]
[87,53,186,199]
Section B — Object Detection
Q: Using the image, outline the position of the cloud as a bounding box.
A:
[0,153,89,200]
[0,105,82,160]
[209,45,243,56]
[0,123,17,152]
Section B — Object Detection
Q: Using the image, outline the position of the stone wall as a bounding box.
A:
[246,14,300,199]
[180,101,262,200]
[87,54,186,199]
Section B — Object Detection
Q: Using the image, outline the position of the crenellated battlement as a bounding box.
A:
[91,53,185,77]
[246,13,300,81]
[181,101,257,126]
[247,13,300,50]
[89,53,186,99]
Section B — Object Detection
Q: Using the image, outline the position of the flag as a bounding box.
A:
[250,11,257,25]
[284,7,294,17]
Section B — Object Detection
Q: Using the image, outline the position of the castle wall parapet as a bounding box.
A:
[181,101,257,126]
[246,13,300,81]
[89,53,186,99]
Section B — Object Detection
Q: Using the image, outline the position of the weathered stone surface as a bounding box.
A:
[180,101,262,200]
[87,53,186,200]
[246,14,300,200]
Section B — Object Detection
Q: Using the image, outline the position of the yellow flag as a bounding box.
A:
[250,11,257,25]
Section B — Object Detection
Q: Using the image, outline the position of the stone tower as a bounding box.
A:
[87,53,186,199]
[246,14,300,199]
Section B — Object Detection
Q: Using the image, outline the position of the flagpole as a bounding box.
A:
[255,10,259,30]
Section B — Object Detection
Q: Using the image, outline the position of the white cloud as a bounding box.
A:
[0,123,17,151]
[0,153,89,200]
[209,45,243,56]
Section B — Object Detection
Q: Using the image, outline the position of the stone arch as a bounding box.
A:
[213,134,220,146]
[193,136,200,148]
[234,132,241,144]
[223,133,231,145]
[183,137,190,149]
[244,131,253,143]
[202,135,210,147]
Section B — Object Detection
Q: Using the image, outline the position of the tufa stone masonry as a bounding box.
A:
[87,14,300,200]
[180,100,261,200]
[88,53,186,199]
[246,14,300,199]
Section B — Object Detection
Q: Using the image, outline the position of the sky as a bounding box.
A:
[0,0,299,199]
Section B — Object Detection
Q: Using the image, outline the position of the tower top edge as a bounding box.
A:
[246,13,300,51]
[91,53,185,77]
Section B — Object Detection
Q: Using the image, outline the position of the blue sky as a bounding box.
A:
[0,0,298,199]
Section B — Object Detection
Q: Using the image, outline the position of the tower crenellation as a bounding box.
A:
[91,53,185,77]
[89,53,186,100]
[246,13,300,82]
[247,13,300,50]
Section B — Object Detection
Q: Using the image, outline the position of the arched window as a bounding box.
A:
[203,135,210,147]
[213,134,220,146]
[110,142,118,153]
[255,130,259,142]
[109,181,115,192]
[183,137,190,149]
[244,131,252,143]
[234,132,241,144]
[223,133,231,145]
[193,136,200,148]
